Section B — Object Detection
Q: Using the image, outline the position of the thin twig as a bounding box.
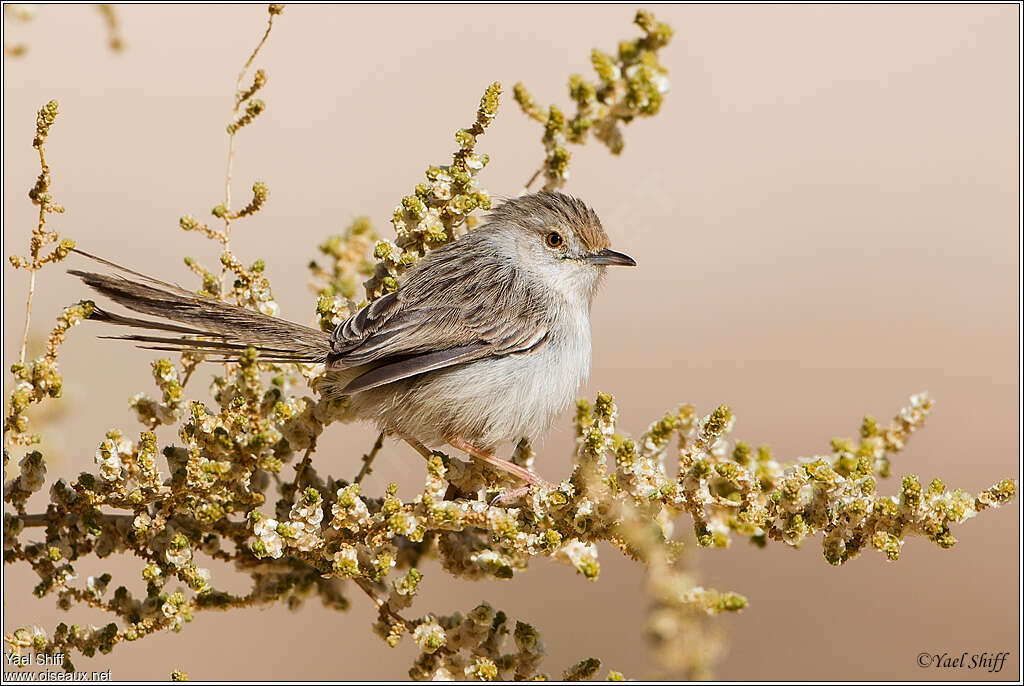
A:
[18,130,55,365]
[214,5,281,378]
[16,511,250,537]
[290,445,314,493]
[180,363,197,389]
[96,5,124,52]
[17,512,133,528]
[222,6,279,253]
[522,164,545,194]
[354,577,415,627]
[18,270,36,365]
[354,431,385,484]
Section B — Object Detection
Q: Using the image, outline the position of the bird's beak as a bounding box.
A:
[585,248,637,267]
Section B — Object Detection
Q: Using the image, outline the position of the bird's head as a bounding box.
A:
[485,191,636,302]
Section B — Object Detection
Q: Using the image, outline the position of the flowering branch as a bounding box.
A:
[2,7,1015,681]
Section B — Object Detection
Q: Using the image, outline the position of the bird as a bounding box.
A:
[70,191,636,491]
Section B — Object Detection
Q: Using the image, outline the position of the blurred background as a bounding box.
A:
[3,4,1019,681]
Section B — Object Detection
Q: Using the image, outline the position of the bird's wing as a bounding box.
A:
[329,252,551,393]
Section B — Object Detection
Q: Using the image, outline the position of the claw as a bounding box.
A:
[447,435,554,489]
[489,485,531,507]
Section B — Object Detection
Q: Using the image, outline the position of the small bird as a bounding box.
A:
[71,191,636,489]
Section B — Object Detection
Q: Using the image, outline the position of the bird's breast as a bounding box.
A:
[544,304,592,395]
[351,301,593,451]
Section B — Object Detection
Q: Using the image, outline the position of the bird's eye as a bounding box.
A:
[544,232,564,249]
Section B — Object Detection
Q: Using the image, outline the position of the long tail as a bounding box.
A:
[69,249,333,364]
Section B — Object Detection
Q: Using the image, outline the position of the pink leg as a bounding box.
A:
[397,431,434,461]
[395,432,471,500]
[447,436,554,490]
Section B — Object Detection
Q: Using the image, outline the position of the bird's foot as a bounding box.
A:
[489,485,532,507]
[446,435,555,492]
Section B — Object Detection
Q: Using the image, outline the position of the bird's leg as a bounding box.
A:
[395,431,549,503]
[447,436,555,490]
[391,431,471,500]
[396,431,434,461]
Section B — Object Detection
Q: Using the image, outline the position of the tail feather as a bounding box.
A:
[89,304,226,337]
[70,249,333,364]
[97,333,298,355]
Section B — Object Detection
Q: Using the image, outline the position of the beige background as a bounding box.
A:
[3,4,1019,681]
